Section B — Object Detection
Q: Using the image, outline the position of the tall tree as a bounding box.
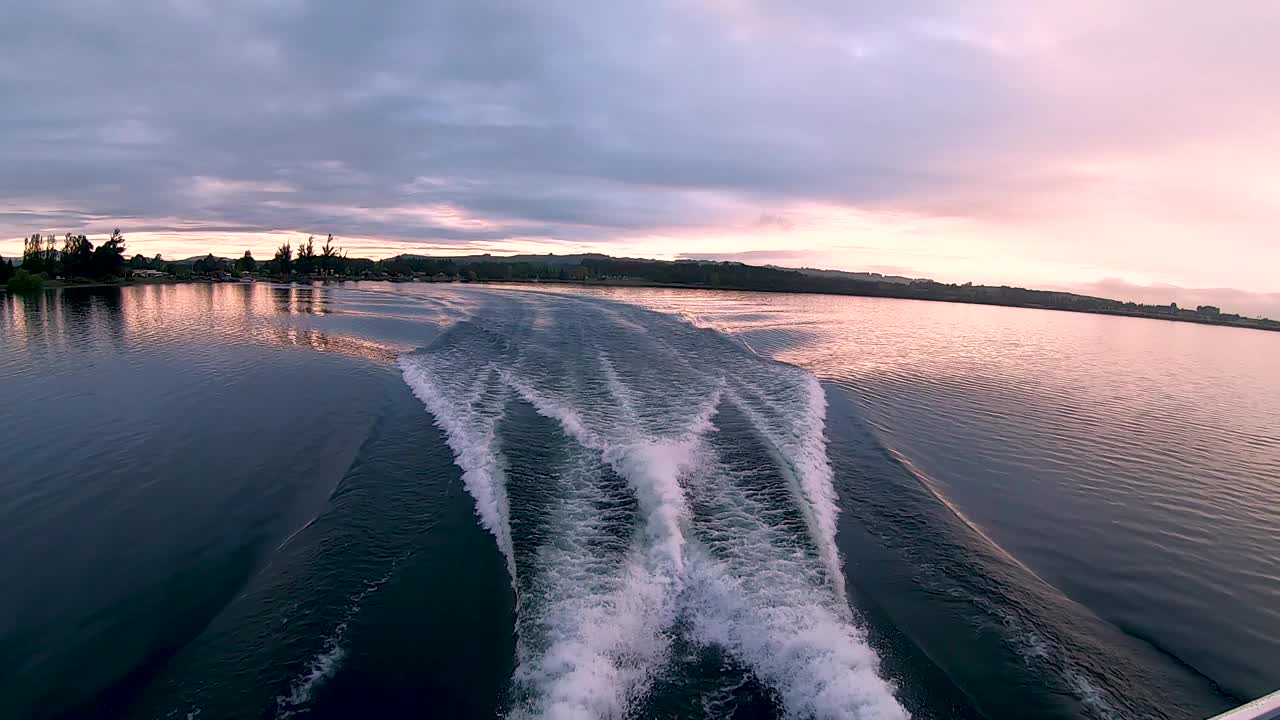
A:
[273,242,293,275]
[22,234,44,273]
[235,250,257,273]
[62,234,94,278]
[319,234,340,275]
[91,228,126,278]
[0,258,14,284]
[42,234,58,273]
[296,235,316,275]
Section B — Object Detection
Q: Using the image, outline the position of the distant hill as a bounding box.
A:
[397,253,916,282]
[375,251,1277,331]
[175,255,234,265]
[398,252,615,267]
[789,266,918,285]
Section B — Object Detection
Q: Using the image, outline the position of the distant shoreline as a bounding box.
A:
[489,277,1280,332]
[13,274,1279,334]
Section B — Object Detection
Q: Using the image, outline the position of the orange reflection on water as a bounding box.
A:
[264,325,402,363]
[2,291,77,352]
[2,282,402,366]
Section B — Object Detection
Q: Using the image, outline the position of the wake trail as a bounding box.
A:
[682,374,906,719]
[274,571,397,719]
[725,374,851,610]
[400,357,516,579]
[397,290,907,719]
[502,372,723,719]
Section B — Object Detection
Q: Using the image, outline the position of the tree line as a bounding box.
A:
[374,253,1279,329]
[19,229,128,279]
[4,229,129,291]
[266,234,373,277]
[4,230,1276,331]
[127,234,369,278]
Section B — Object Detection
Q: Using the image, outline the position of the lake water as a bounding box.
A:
[1,282,1276,720]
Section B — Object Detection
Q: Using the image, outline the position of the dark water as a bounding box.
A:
[0,283,1275,719]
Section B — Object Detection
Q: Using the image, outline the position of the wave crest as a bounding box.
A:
[399,291,907,719]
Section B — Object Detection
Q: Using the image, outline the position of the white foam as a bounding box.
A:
[789,375,851,608]
[275,570,398,718]
[278,622,348,714]
[501,371,723,718]
[506,376,720,576]
[394,294,908,719]
[981,596,1119,719]
[399,356,516,578]
[681,363,908,719]
[726,372,851,609]
[509,551,677,720]
[685,553,908,720]
[596,353,637,422]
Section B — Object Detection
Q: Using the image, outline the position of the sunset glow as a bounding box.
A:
[3,1,1278,314]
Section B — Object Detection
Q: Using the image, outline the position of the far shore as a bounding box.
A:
[9,273,1278,334]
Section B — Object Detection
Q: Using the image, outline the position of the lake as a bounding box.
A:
[1,282,1276,719]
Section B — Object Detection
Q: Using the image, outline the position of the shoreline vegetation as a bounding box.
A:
[4,230,1277,333]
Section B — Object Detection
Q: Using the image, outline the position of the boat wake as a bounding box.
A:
[398,290,907,719]
[274,570,396,719]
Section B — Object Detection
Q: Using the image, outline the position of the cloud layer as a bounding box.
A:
[2,1,1278,302]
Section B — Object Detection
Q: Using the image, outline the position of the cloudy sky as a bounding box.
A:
[3,1,1279,312]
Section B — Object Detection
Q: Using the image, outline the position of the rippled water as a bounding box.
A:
[586,288,1280,702]
[1,283,1275,720]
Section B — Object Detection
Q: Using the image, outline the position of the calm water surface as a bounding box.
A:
[0,283,1275,720]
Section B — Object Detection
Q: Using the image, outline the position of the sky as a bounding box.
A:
[3,1,1279,315]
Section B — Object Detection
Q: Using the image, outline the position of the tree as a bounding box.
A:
[273,242,293,275]
[91,228,126,278]
[319,234,340,275]
[22,234,44,274]
[296,235,316,275]
[62,234,94,278]
[129,253,150,269]
[6,269,43,293]
[42,234,58,273]
[0,258,14,284]
[235,250,257,273]
[193,253,218,275]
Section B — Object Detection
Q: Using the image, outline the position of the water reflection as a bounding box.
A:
[2,283,397,369]
[0,289,131,364]
[274,284,328,316]
[264,325,401,363]
[3,291,63,351]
